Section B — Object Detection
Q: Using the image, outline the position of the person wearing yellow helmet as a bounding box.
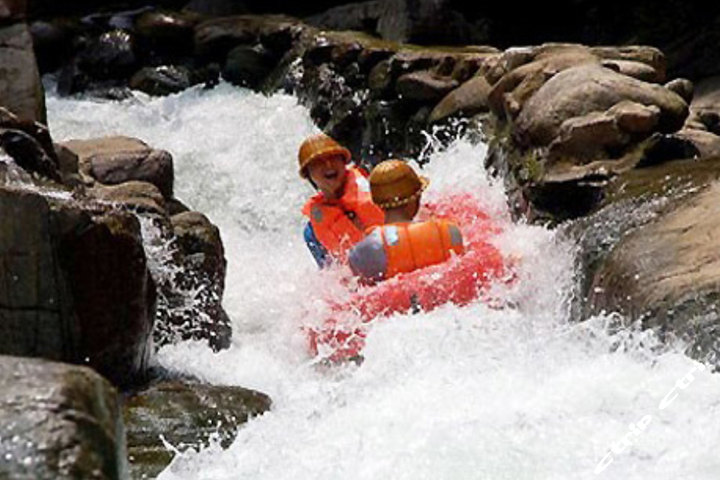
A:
[348,159,464,283]
[299,133,384,267]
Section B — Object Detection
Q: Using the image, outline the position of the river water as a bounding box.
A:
[47,83,720,480]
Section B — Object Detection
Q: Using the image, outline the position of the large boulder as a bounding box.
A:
[153,211,231,351]
[429,74,492,123]
[130,65,192,96]
[586,175,720,362]
[0,128,60,181]
[77,29,137,81]
[515,64,689,147]
[0,22,45,123]
[0,187,156,387]
[60,136,174,198]
[134,10,197,58]
[222,43,276,88]
[194,14,301,62]
[395,69,458,102]
[89,181,167,215]
[124,379,270,479]
[0,355,127,480]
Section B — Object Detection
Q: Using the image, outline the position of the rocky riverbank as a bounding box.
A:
[3,0,720,478]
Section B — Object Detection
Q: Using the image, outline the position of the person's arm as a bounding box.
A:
[304,222,331,268]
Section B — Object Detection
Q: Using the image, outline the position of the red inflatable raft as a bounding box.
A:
[306,192,513,362]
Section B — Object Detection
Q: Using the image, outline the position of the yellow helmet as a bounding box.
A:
[297,133,351,178]
[369,159,429,209]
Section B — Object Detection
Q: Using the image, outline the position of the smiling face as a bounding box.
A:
[306,154,348,199]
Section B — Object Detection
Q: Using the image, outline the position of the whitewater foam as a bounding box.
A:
[47,83,720,480]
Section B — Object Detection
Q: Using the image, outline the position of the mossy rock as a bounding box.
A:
[123,380,271,479]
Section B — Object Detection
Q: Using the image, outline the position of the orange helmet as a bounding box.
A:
[297,133,351,178]
[369,159,429,209]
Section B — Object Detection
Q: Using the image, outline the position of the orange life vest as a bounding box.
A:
[302,166,385,261]
[361,220,465,281]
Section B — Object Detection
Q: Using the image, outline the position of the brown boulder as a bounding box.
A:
[396,69,458,101]
[0,187,156,387]
[515,64,688,147]
[124,379,270,479]
[194,14,300,61]
[607,100,661,134]
[0,355,126,480]
[60,136,174,198]
[89,180,167,215]
[487,51,600,119]
[587,179,720,361]
[601,59,663,83]
[548,111,628,163]
[590,45,666,79]
[429,75,491,123]
[154,211,231,350]
[0,22,45,123]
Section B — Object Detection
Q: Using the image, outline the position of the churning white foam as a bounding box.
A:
[47,82,720,480]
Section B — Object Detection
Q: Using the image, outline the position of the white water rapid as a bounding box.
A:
[48,83,720,480]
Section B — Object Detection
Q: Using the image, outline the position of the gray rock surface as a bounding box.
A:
[0,355,127,480]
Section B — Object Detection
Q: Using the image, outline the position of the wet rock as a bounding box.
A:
[0,355,127,480]
[154,211,231,350]
[0,128,61,181]
[130,65,192,96]
[89,181,167,215]
[60,209,157,387]
[429,75,491,124]
[53,142,80,176]
[0,188,156,387]
[368,58,393,96]
[362,99,413,164]
[61,136,174,198]
[56,60,90,97]
[586,174,720,362]
[124,379,270,479]
[515,64,688,147]
[396,70,458,101]
[134,10,196,58]
[223,44,276,88]
[78,29,137,80]
[194,15,300,62]
[568,154,720,293]
[0,22,46,123]
[0,105,57,160]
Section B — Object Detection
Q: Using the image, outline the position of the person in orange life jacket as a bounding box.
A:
[348,159,465,283]
[299,133,385,267]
